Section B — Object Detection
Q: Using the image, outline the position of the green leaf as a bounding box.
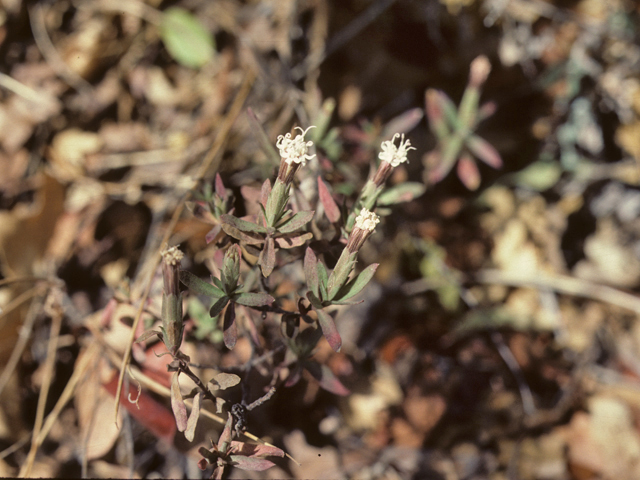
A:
[317,261,329,301]
[223,302,237,349]
[233,292,275,307]
[220,223,265,245]
[376,183,426,206]
[160,7,215,69]
[511,160,562,191]
[209,296,229,318]
[221,214,267,234]
[305,291,324,310]
[333,263,378,302]
[180,271,225,298]
[276,210,314,233]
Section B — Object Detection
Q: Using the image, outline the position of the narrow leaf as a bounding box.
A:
[209,296,229,318]
[276,210,314,233]
[425,89,450,140]
[304,361,350,396]
[230,441,285,458]
[376,183,426,206]
[466,134,502,169]
[228,455,276,472]
[318,177,341,223]
[185,392,203,442]
[333,263,379,302]
[171,372,188,432]
[316,308,342,352]
[220,223,265,245]
[457,153,481,190]
[223,302,237,349]
[306,291,324,310]
[381,107,424,141]
[234,292,275,307]
[274,231,313,248]
[317,261,329,300]
[214,173,227,199]
[259,237,276,277]
[160,7,215,69]
[304,247,319,298]
[135,329,162,344]
[221,214,267,234]
[180,271,225,298]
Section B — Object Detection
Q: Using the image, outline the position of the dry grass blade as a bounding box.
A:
[476,269,640,315]
[18,300,63,478]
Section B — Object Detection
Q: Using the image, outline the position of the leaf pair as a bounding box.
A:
[303,247,378,352]
[198,413,285,479]
[221,184,314,277]
[424,56,503,190]
[179,245,274,349]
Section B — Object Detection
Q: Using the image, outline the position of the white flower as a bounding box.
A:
[276,126,316,166]
[378,133,415,168]
[354,208,380,232]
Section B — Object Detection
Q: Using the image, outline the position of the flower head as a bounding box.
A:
[378,133,415,168]
[354,208,380,232]
[276,126,316,167]
[347,208,380,253]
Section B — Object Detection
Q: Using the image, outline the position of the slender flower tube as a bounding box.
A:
[346,208,380,254]
[161,246,184,354]
[328,209,380,299]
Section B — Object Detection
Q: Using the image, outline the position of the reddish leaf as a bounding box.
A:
[259,237,276,277]
[260,178,271,208]
[229,455,277,472]
[457,154,481,190]
[304,247,320,299]
[171,372,188,432]
[214,173,227,199]
[318,177,341,223]
[230,441,285,458]
[205,224,222,244]
[223,302,237,349]
[425,90,449,140]
[467,134,502,169]
[304,361,350,396]
[103,373,176,442]
[185,391,202,441]
[316,308,341,352]
[277,210,314,233]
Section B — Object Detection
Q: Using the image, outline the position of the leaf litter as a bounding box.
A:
[0,0,640,478]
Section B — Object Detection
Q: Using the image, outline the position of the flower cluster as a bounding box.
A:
[276,126,316,185]
[372,133,415,187]
[347,208,380,253]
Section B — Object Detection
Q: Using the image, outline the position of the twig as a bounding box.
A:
[19,301,63,478]
[475,268,640,314]
[113,69,256,424]
[246,387,276,411]
[0,291,45,398]
[490,332,536,417]
[29,3,93,93]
